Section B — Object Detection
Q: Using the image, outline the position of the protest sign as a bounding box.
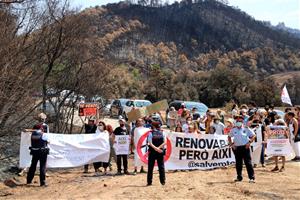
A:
[78,103,98,116]
[19,132,110,168]
[128,100,168,122]
[266,126,294,157]
[134,128,235,170]
[146,100,168,115]
[113,135,130,155]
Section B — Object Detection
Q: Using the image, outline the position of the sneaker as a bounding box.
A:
[279,167,285,172]
[291,157,300,161]
[271,166,279,172]
[161,182,165,185]
[253,164,257,168]
[262,164,266,168]
[124,171,131,175]
[133,170,137,175]
[40,183,48,187]
[249,179,255,183]
[116,171,122,175]
[140,169,147,173]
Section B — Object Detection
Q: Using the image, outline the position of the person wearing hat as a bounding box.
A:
[228,115,256,183]
[224,118,235,134]
[83,117,97,173]
[212,115,225,135]
[147,121,166,186]
[113,118,130,175]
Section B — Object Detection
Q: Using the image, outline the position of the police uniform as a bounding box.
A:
[229,126,255,181]
[147,128,166,185]
[27,130,49,186]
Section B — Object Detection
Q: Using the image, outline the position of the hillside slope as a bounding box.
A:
[79,1,300,75]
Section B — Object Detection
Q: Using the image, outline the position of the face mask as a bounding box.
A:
[235,122,243,127]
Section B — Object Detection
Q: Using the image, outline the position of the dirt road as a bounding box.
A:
[1,160,299,200]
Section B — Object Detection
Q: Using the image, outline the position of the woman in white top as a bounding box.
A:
[93,121,110,175]
[287,112,300,161]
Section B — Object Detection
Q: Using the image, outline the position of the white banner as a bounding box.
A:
[19,132,110,168]
[113,135,130,155]
[134,128,235,170]
[250,126,263,165]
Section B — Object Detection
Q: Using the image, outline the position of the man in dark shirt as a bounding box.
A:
[83,119,97,173]
[191,107,201,121]
[113,118,130,175]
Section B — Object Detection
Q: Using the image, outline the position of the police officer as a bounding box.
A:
[228,115,256,183]
[147,121,166,186]
[27,124,49,187]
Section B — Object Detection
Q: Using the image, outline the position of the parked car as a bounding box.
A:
[274,109,285,119]
[123,99,152,118]
[64,95,85,107]
[168,100,208,116]
[166,100,208,128]
[110,98,130,117]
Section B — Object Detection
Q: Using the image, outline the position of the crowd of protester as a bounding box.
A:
[81,102,300,176]
[26,103,300,186]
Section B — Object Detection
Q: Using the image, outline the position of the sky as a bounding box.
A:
[72,0,300,30]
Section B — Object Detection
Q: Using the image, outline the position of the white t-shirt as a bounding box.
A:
[182,123,189,133]
[213,122,225,135]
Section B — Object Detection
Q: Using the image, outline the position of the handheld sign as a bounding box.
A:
[113,135,130,155]
[127,100,168,122]
[266,126,293,157]
[79,103,98,117]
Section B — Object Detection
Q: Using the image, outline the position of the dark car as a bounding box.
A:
[110,98,130,118]
[168,100,208,117]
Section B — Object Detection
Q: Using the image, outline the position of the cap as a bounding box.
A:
[119,118,126,123]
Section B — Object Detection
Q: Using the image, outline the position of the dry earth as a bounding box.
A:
[0,160,299,200]
[1,118,300,200]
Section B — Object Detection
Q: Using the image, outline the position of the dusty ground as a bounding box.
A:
[1,117,300,199]
[0,160,299,200]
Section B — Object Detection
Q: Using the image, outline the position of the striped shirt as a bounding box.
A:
[229,127,255,146]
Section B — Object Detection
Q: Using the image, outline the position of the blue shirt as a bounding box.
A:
[229,127,255,146]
